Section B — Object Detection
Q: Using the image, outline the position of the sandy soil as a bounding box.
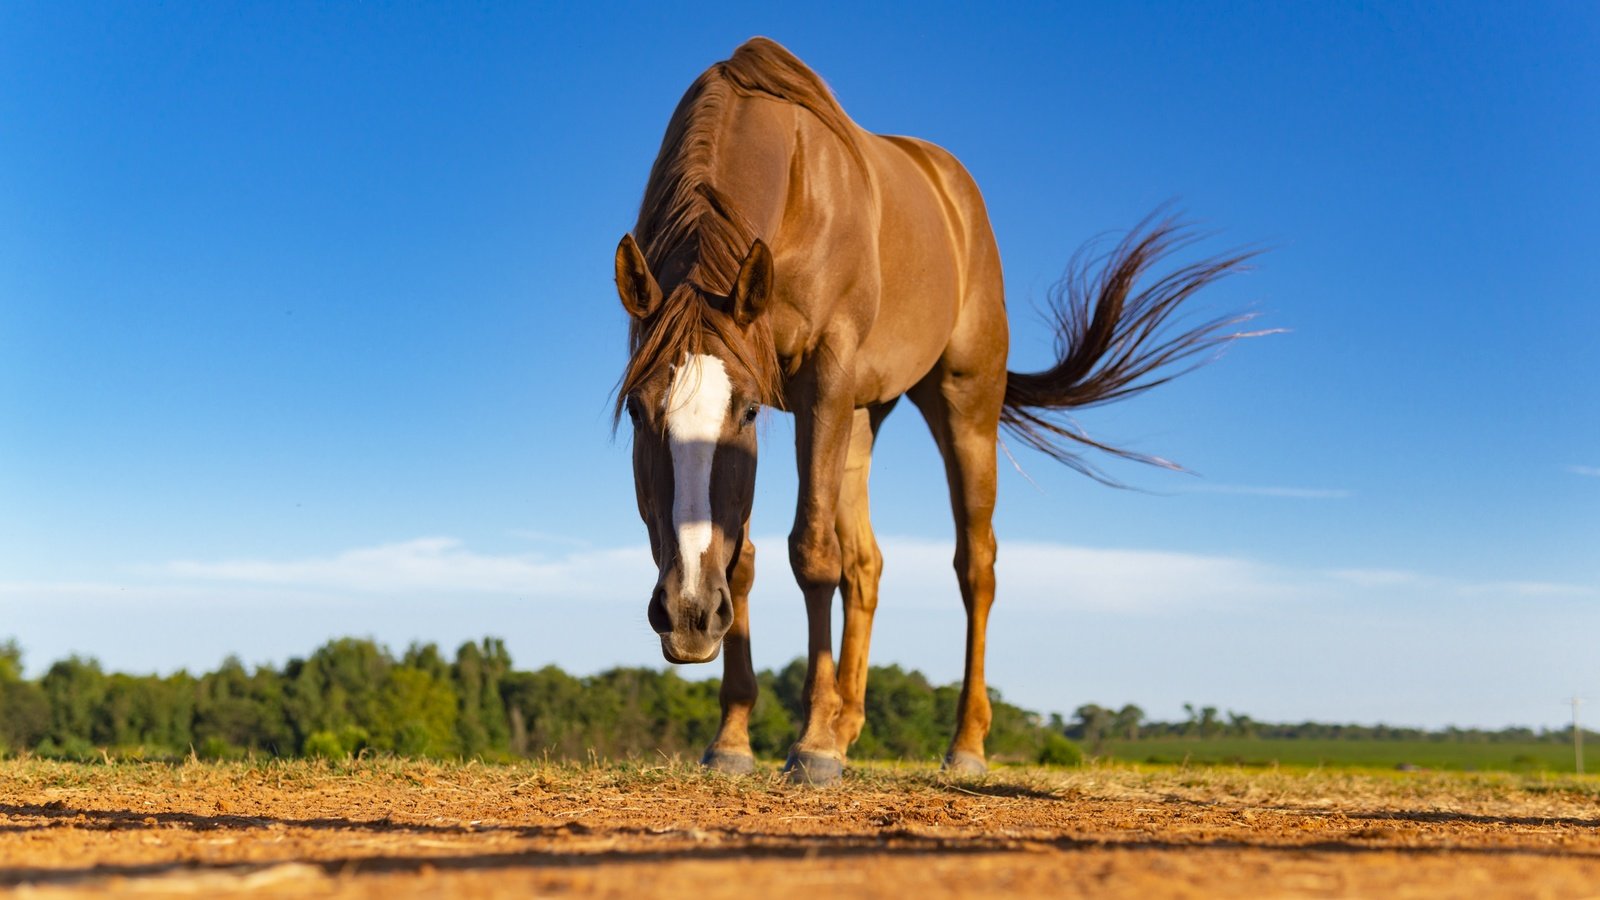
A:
[4,759,1600,898]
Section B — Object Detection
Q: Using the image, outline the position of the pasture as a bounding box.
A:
[3,759,1599,897]
[1101,738,1583,773]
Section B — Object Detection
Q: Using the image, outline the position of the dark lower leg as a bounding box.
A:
[704,535,757,771]
[786,525,846,784]
[792,585,843,757]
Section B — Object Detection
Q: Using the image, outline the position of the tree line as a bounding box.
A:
[0,637,1076,764]
[1063,702,1596,752]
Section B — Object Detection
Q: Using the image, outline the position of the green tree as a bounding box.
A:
[40,656,107,756]
[3,639,1076,764]
[0,641,49,754]
[502,664,589,758]
[0,639,23,682]
[1072,703,1113,751]
[986,688,1048,761]
[1227,710,1257,738]
[855,665,941,759]
[194,656,294,756]
[748,669,797,757]
[284,638,393,753]
[452,639,512,758]
[93,671,196,753]
[1113,704,1144,741]
[382,665,459,756]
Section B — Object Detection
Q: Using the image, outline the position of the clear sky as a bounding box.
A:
[3,2,1596,729]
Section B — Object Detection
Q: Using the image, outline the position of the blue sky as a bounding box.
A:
[3,3,1596,729]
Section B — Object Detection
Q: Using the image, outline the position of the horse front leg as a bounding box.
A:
[833,402,895,752]
[701,525,758,774]
[783,367,857,786]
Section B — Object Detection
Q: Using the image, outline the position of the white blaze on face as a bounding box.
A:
[665,353,733,592]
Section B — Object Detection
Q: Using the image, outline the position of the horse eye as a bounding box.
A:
[740,403,759,427]
[625,396,641,421]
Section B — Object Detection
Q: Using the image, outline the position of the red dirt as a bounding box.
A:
[3,760,1600,897]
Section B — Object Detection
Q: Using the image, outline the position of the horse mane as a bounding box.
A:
[616,38,862,423]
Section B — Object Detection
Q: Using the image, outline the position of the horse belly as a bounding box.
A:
[854,160,964,404]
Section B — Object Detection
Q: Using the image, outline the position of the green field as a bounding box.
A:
[1098,737,1584,772]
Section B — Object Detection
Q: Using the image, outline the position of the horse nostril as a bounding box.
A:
[712,588,734,635]
[647,586,672,635]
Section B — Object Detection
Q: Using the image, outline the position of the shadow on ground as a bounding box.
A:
[5,799,1600,890]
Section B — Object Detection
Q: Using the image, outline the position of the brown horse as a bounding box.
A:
[613,38,1257,784]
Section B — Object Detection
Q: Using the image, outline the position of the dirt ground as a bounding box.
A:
[4,759,1600,898]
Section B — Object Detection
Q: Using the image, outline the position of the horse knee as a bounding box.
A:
[789,527,842,595]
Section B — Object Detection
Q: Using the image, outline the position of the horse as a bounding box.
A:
[612,38,1257,784]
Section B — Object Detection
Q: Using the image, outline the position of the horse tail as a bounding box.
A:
[999,212,1270,483]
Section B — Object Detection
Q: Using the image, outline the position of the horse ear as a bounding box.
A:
[615,234,662,319]
[731,239,774,326]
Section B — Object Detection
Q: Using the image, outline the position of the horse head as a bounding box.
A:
[614,233,775,664]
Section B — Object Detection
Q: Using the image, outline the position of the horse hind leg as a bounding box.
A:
[832,402,895,751]
[701,526,758,774]
[909,368,1002,775]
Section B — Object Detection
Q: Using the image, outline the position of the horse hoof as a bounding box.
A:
[943,751,988,775]
[783,751,844,786]
[701,748,757,775]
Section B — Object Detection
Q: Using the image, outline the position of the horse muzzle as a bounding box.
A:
[649,582,733,664]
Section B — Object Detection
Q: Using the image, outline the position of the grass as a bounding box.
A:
[4,753,1600,808]
[1097,737,1583,773]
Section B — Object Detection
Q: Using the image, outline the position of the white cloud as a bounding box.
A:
[1567,465,1600,478]
[4,536,1587,624]
[123,535,1294,616]
[160,537,653,598]
[1326,568,1423,588]
[76,535,1586,616]
[6,537,1598,727]
[853,536,1302,615]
